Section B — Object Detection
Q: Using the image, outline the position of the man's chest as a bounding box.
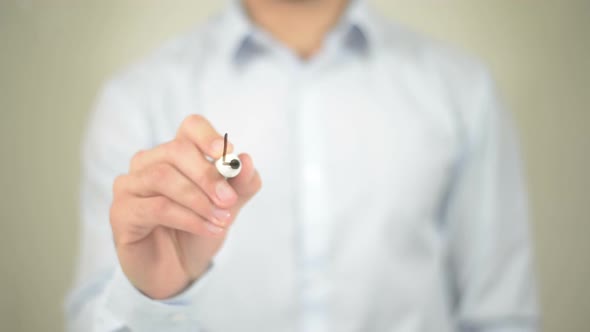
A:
[147,64,460,329]
[153,64,461,254]
[197,64,458,224]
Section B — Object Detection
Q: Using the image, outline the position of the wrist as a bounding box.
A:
[141,260,211,300]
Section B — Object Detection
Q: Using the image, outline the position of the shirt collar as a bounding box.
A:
[218,0,377,65]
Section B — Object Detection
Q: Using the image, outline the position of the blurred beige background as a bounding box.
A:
[1,1,589,331]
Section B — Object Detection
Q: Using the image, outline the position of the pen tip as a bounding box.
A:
[222,133,228,162]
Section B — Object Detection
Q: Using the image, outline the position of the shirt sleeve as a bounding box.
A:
[442,69,540,332]
[64,75,208,331]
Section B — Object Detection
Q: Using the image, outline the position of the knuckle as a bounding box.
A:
[112,175,127,195]
[165,140,189,159]
[194,165,214,188]
[130,149,145,170]
[112,174,129,198]
[150,197,171,217]
[194,170,209,187]
[147,163,171,185]
[181,114,205,131]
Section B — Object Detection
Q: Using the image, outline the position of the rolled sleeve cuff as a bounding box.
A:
[100,265,213,331]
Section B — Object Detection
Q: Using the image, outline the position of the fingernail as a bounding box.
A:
[212,208,231,225]
[216,181,237,203]
[206,222,224,234]
[211,138,224,156]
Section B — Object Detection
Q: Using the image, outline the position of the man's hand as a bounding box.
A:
[109,115,262,299]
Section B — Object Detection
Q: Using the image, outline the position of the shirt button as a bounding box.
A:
[170,312,187,323]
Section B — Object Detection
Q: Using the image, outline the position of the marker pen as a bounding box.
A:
[215,133,241,178]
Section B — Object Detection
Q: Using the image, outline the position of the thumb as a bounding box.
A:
[228,153,262,207]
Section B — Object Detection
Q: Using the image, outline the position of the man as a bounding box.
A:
[66,0,538,331]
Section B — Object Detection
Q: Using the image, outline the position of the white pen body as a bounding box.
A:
[215,153,242,178]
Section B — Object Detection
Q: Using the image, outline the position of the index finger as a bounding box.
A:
[176,114,234,159]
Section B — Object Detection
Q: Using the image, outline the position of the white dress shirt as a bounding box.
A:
[66,1,538,331]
